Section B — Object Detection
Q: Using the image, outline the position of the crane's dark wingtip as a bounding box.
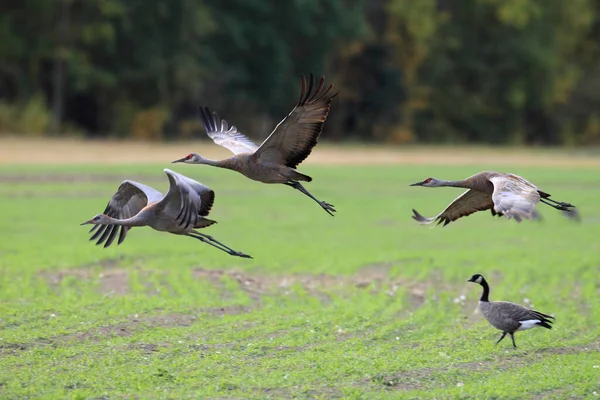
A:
[199,106,211,117]
[411,209,425,222]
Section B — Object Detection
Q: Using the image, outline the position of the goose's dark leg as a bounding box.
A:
[285,181,336,216]
[509,332,517,348]
[496,331,508,345]
[187,232,252,259]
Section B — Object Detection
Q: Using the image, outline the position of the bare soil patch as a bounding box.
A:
[40,260,486,316]
[191,261,446,311]
[200,305,254,317]
[368,343,597,392]
[41,256,131,296]
[98,269,129,296]
[56,313,198,344]
[1,137,598,167]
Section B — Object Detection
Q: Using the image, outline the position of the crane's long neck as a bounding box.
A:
[438,179,471,189]
[479,279,490,302]
[194,156,238,171]
[103,214,147,227]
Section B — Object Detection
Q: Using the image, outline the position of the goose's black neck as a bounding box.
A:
[479,278,490,302]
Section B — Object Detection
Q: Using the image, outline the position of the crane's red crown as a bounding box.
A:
[185,154,193,160]
[423,178,433,183]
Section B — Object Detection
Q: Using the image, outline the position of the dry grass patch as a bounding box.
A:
[2,137,599,167]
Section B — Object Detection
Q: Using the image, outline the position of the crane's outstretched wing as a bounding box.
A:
[412,189,494,226]
[163,169,217,228]
[89,181,163,248]
[167,170,215,217]
[490,175,540,222]
[199,107,258,155]
[159,169,213,230]
[254,74,337,169]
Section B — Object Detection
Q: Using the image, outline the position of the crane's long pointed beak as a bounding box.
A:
[80,220,92,225]
[171,158,185,164]
[410,181,425,186]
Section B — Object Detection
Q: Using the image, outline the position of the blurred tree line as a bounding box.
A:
[2,0,600,144]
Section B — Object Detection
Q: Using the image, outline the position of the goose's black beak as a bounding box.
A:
[171,158,185,164]
[410,181,425,186]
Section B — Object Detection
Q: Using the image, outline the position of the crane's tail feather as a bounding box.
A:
[290,170,312,182]
[194,218,217,229]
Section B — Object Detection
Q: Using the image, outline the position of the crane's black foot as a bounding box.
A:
[233,251,253,259]
[555,204,573,211]
[541,198,575,211]
[320,201,336,216]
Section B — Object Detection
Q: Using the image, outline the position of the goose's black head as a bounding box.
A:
[467,274,485,284]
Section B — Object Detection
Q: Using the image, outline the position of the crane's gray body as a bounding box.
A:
[411,171,575,225]
[81,169,250,258]
[172,74,336,215]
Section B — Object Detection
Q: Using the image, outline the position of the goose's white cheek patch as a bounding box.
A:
[518,320,541,331]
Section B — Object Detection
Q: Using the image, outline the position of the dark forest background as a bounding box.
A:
[3,0,600,145]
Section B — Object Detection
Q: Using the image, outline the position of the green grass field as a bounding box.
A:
[1,155,599,399]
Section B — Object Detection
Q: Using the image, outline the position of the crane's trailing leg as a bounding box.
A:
[285,181,336,216]
[193,232,252,257]
[187,232,252,258]
[538,191,574,211]
[539,197,574,211]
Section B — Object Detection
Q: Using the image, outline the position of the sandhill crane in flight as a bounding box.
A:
[409,171,576,226]
[80,169,252,258]
[172,74,337,216]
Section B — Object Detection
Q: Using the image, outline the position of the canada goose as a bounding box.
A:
[467,274,555,348]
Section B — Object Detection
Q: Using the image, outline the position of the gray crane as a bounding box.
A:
[172,74,337,216]
[80,169,252,258]
[409,171,576,226]
[467,274,555,348]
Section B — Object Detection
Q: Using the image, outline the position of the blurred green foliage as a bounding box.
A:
[2,0,600,144]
